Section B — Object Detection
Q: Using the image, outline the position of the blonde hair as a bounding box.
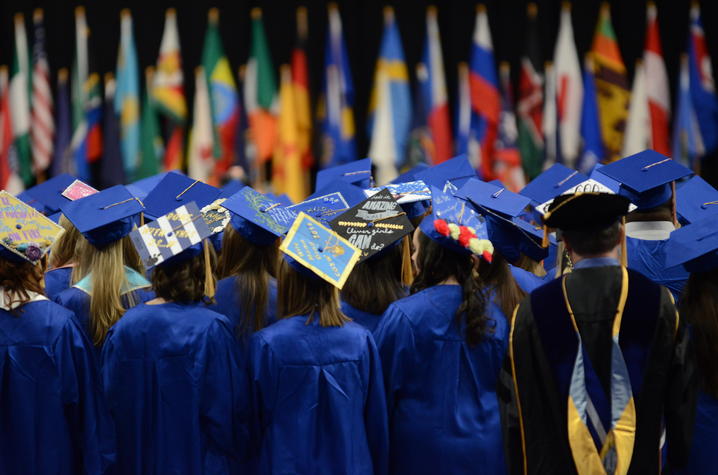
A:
[49,214,81,269]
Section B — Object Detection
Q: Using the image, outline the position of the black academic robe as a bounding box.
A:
[499,265,696,474]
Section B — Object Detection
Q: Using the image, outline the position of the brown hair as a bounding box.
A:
[411,230,491,345]
[479,252,526,317]
[277,259,349,327]
[152,244,216,304]
[341,244,405,315]
[217,224,278,334]
[49,214,81,269]
[0,256,46,313]
[626,197,674,223]
[680,269,718,398]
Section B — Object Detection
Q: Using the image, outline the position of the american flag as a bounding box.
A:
[31,9,54,173]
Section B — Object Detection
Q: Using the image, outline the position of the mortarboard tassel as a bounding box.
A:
[203,239,216,301]
[620,216,627,267]
[401,235,414,287]
[140,212,145,227]
[541,225,550,248]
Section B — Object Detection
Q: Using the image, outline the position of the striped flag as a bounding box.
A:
[688,3,718,155]
[10,13,33,186]
[0,67,24,193]
[590,3,630,162]
[115,9,141,179]
[455,62,480,166]
[368,6,412,184]
[292,7,314,173]
[494,63,526,191]
[188,67,214,182]
[50,68,71,178]
[673,54,704,171]
[644,1,670,156]
[30,9,53,174]
[469,4,500,180]
[70,7,90,181]
[153,8,186,171]
[622,60,650,156]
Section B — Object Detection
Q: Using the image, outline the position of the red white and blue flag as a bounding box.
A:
[688,3,718,155]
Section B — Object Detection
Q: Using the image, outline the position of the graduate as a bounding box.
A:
[373,186,507,475]
[45,213,82,299]
[249,212,388,475]
[212,187,296,341]
[54,186,153,346]
[101,203,247,474]
[0,192,115,473]
[501,191,696,474]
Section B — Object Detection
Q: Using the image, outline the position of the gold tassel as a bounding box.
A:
[140,212,145,227]
[401,235,414,287]
[541,225,550,248]
[203,239,216,301]
[620,216,628,268]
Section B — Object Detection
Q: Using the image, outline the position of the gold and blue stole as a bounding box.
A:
[74,266,151,296]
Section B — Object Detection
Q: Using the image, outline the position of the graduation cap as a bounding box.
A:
[221,187,296,246]
[289,180,366,225]
[598,150,693,210]
[217,179,245,200]
[419,186,494,261]
[456,178,531,219]
[143,174,221,220]
[280,212,361,289]
[200,198,231,236]
[664,216,718,273]
[519,164,589,214]
[389,163,429,184]
[414,154,476,191]
[0,191,65,264]
[17,174,77,214]
[268,193,294,207]
[329,188,414,262]
[61,185,144,248]
[675,175,718,224]
[365,180,431,220]
[543,192,631,231]
[126,170,184,201]
[315,158,373,191]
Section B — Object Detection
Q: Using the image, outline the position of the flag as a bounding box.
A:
[274,65,307,203]
[576,57,604,173]
[153,8,186,171]
[84,73,103,171]
[203,8,240,182]
[517,3,544,179]
[455,62,480,165]
[115,9,141,179]
[421,5,452,165]
[50,68,72,178]
[553,2,583,167]
[188,67,214,182]
[0,67,23,193]
[368,6,412,184]
[137,68,162,180]
[407,63,432,168]
[688,3,718,155]
[10,13,33,186]
[673,55,704,171]
[235,66,252,181]
[70,6,90,182]
[644,1,670,156]
[622,60,650,156]
[494,63,526,191]
[543,62,559,168]
[590,2,629,162]
[469,4,500,180]
[319,3,356,167]
[99,73,125,188]
[30,9,54,174]
[292,7,314,175]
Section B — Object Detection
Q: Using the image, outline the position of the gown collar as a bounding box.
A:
[74,266,151,296]
[0,290,47,311]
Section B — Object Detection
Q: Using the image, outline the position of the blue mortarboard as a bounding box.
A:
[665,216,718,273]
[419,186,494,260]
[221,187,296,246]
[126,170,184,201]
[0,191,65,264]
[217,179,245,200]
[589,165,622,194]
[456,178,531,219]
[18,174,76,214]
[414,154,476,191]
[365,180,431,219]
[598,150,693,210]
[315,158,373,191]
[390,163,429,184]
[519,164,588,209]
[290,180,366,225]
[268,193,294,207]
[61,185,144,248]
[675,175,718,224]
[143,174,220,220]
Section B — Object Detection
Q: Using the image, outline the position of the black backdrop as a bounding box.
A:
[1,0,717,168]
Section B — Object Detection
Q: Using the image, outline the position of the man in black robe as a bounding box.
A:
[499,192,696,474]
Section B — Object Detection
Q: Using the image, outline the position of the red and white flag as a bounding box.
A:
[644,1,670,155]
[31,9,54,173]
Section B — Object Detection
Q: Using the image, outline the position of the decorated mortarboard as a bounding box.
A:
[221,187,296,246]
[217,179,245,200]
[365,180,431,219]
[329,188,413,262]
[389,163,429,184]
[200,198,232,235]
[142,174,220,220]
[519,164,588,214]
[61,185,144,248]
[289,180,366,226]
[315,158,374,191]
[19,174,79,214]
[419,186,494,261]
[130,202,214,269]
[675,175,718,224]
[269,193,294,207]
[543,192,631,231]
[0,191,65,264]
[456,178,531,219]
[664,216,718,273]
[126,170,184,201]
[280,212,361,289]
[598,150,693,210]
[414,154,476,191]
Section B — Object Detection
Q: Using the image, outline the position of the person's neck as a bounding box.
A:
[146,297,169,305]
[571,250,619,266]
[438,276,459,286]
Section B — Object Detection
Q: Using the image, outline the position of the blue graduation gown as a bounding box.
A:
[0,299,115,473]
[44,266,73,300]
[373,285,508,475]
[509,264,544,293]
[208,276,278,338]
[249,315,389,475]
[626,237,689,301]
[340,301,382,333]
[686,392,718,474]
[101,303,248,474]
